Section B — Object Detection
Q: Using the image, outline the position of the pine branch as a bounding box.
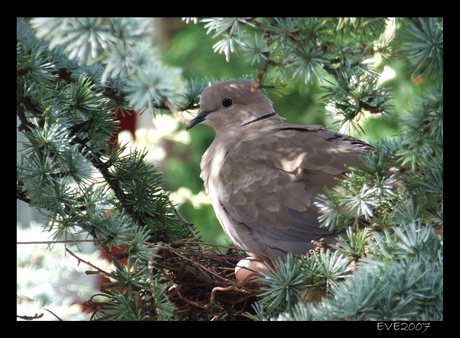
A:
[90,154,145,226]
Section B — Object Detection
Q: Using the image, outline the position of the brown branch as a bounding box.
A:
[146,242,242,262]
[174,272,259,311]
[44,309,63,321]
[176,284,222,310]
[52,68,76,84]
[164,195,205,253]
[244,18,283,91]
[17,239,94,245]
[253,58,270,92]
[162,97,196,127]
[17,184,31,205]
[17,67,30,77]
[323,64,341,83]
[66,248,111,278]
[17,96,38,133]
[359,100,385,114]
[90,152,144,226]
[17,313,44,321]
[103,87,126,106]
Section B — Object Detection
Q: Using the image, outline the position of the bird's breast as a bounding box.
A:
[200,139,231,194]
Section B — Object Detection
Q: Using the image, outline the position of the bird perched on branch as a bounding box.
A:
[187,79,374,280]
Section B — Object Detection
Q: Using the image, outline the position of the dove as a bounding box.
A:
[187,79,374,269]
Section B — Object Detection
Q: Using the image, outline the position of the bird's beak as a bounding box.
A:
[187,111,210,130]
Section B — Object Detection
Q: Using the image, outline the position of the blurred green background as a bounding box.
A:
[139,18,429,247]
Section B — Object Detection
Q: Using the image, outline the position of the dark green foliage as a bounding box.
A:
[257,253,309,314]
[398,18,443,79]
[273,222,442,321]
[17,18,188,320]
[253,250,352,318]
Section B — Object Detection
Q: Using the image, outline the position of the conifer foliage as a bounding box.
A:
[17,17,442,321]
[17,18,192,320]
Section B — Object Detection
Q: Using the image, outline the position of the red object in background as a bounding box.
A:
[108,110,137,153]
[99,110,137,288]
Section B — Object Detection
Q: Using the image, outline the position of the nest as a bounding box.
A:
[81,236,334,320]
[149,240,261,321]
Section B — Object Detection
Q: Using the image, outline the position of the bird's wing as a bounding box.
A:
[216,125,373,243]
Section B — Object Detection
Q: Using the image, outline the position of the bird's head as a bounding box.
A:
[187,80,278,133]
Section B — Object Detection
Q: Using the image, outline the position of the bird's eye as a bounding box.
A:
[221,97,233,108]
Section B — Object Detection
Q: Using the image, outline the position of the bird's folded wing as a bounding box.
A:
[217,125,372,241]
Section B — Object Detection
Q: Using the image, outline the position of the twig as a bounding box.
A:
[245,18,281,91]
[145,242,242,262]
[175,273,259,311]
[66,248,111,278]
[17,313,44,320]
[176,284,222,310]
[358,100,385,115]
[17,239,94,245]
[44,309,63,321]
[162,186,206,254]
[174,250,229,282]
[162,97,195,127]
[17,96,40,132]
[152,243,231,283]
[173,241,240,251]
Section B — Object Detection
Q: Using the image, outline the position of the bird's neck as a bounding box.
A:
[213,111,284,135]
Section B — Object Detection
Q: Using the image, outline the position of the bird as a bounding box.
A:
[187,79,374,278]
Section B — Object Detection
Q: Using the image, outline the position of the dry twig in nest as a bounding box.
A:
[149,240,261,320]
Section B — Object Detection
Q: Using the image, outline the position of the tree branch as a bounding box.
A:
[66,248,112,278]
[17,96,39,132]
[359,100,385,114]
[17,313,44,321]
[17,239,94,245]
[17,183,31,205]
